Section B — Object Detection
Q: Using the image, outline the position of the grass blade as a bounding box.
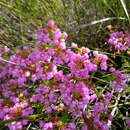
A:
[0,1,25,16]
[119,0,130,22]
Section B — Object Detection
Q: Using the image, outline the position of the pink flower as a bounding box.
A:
[81,124,88,130]
[48,20,55,28]
[62,32,68,40]
[40,121,53,130]
[71,43,78,48]
[53,28,61,40]
[93,51,108,70]
[126,119,130,127]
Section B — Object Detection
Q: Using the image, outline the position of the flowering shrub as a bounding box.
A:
[0,20,129,130]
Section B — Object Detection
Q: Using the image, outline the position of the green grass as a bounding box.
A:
[0,0,130,48]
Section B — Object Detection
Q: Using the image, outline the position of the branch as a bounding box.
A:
[0,57,19,65]
[69,17,128,32]
[0,57,34,70]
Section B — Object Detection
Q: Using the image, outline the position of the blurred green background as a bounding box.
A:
[0,0,130,48]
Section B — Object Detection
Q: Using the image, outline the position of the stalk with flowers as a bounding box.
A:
[0,20,129,130]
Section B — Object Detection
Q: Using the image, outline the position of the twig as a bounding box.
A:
[107,90,122,128]
[0,57,19,65]
[0,57,34,70]
[27,123,32,130]
[69,17,128,32]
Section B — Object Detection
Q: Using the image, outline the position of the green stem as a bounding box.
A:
[0,114,43,125]
[93,77,109,83]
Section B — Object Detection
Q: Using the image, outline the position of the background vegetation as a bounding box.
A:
[0,0,130,48]
[0,0,130,130]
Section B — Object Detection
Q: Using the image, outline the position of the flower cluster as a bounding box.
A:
[109,67,128,92]
[4,102,33,130]
[0,20,128,130]
[108,31,130,51]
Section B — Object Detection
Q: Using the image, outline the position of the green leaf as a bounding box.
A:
[58,110,70,123]
[0,16,8,24]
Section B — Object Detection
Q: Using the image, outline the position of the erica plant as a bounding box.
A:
[0,20,129,130]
